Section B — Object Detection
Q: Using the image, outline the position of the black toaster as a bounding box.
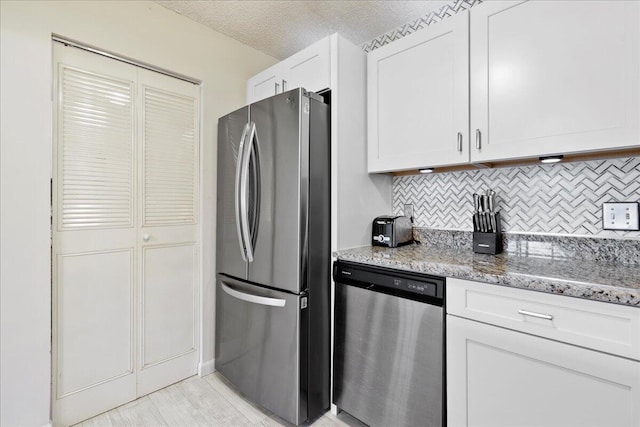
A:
[372,215,413,248]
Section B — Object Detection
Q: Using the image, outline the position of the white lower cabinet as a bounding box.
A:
[446,279,640,427]
[447,315,640,427]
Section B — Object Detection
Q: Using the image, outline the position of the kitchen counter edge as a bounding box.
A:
[333,245,640,307]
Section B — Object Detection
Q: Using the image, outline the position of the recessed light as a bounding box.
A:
[419,168,434,174]
[539,155,564,164]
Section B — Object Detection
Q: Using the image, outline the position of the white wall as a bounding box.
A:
[0,1,276,425]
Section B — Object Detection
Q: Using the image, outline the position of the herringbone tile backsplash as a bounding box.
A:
[393,157,640,238]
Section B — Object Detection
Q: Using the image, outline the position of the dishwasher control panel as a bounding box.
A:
[392,278,436,296]
[334,261,444,302]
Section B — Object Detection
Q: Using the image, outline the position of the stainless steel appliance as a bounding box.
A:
[333,261,445,427]
[215,88,330,425]
[371,215,413,247]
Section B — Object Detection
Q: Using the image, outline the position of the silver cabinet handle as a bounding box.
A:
[282,79,287,91]
[475,129,481,149]
[518,309,553,321]
[275,81,280,94]
[457,132,463,152]
[221,282,286,307]
[142,234,150,242]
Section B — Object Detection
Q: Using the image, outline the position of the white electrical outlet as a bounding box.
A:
[404,203,414,221]
[602,202,640,231]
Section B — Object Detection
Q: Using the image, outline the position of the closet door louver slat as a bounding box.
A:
[60,67,134,229]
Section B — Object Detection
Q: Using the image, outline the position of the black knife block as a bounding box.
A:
[473,231,503,254]
[473,211,503,254]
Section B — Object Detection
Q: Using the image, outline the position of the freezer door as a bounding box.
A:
[247,89,308,293]
[216,107,249,279]
[215,274,307,425]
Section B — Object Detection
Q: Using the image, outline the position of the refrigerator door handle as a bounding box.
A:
[235,123,250,262]
[221,281,286,307]
[249,123,262,251]
[239,122,256,262]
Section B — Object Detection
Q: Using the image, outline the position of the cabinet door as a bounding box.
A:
[470,0,640,162]
[247,65,281,104]
[247,37,331,104]
[447,315,640,427]
[368,11,469,173]
[282,37,331,94]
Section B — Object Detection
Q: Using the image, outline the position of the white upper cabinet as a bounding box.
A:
[367,11,470,173]
[247,37,331,104]
[367,0,640,172]
[470,0,640,162]
[284,37,331,95]
[247,66,281,105]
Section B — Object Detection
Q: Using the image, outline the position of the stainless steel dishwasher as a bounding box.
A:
[333,260,445,427]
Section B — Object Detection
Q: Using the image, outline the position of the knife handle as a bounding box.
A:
[482,195,489,212]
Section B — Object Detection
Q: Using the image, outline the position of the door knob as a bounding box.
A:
[143,234,150,242]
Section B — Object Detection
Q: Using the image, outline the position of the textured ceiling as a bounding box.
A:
[153,0,448,59]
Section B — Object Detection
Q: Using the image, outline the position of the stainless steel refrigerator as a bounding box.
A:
[215,88,330,425]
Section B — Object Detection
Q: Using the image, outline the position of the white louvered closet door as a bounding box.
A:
[52,43,138,427]
[52,44,200,426]
[136,69,199,396]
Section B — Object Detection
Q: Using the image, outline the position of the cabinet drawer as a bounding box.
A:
[447,278,640,360]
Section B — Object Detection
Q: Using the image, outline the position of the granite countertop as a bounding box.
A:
[334,242,640,307]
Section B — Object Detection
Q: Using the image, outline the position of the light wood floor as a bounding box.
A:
[75,372,366,427]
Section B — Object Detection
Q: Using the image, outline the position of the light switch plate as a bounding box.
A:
[602,202,640,231]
